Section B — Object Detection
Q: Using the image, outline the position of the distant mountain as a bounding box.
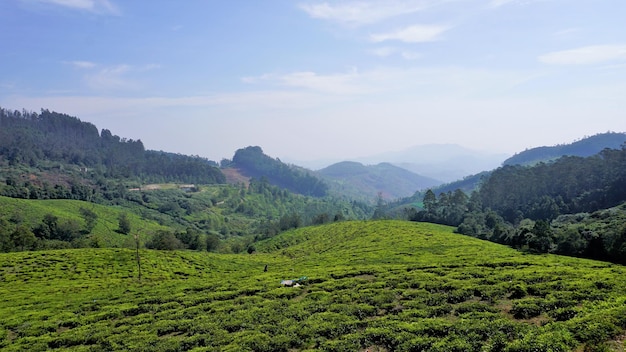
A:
[318,161,441,201]
[503,132,626,166]
[353,144,508,183]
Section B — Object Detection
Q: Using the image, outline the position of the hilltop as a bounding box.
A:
[1,220,625,351]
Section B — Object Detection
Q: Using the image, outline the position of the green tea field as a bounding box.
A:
[1,220,625,351]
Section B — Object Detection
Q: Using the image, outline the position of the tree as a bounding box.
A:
[527,220,554,253]
[423,190,437,215]
[0,219,14,252]
[205,233,220,252]
[372,192,387,220]
[79,207,98,233]
[34,213,59,239]
[118,212,131,235]
[147,230,184,250]
[11,225,36,251]
[57,219,82,242]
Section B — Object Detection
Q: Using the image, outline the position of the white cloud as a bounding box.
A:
[539,45,626,65]
[62,62,161,91]
[489,0,515,7]
[552,28,580,37]
[64,60,97,69]
[370,46,397,57]
[243,69,372,94]
[369,47,422,60]
[370,24,449,43]
[28,0,120,15]
[84,64,137,91]
[299,0,435,26]
[489,0,540,8]
[401,51,422,60]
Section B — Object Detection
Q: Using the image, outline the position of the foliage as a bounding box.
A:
[117,212,131,235]
[1,221,625,351]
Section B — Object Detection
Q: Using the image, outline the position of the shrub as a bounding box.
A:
[510,300,543,319]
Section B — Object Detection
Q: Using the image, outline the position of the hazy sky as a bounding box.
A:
[1,0,625,163]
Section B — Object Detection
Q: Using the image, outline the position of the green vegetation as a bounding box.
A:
[0,176,371,253]
[1,220,625,351]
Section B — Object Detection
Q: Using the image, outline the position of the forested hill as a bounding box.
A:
[480,147,626,222]
[406,146,626,264]
[0,107,225,184]
[503,132,626,166]
[225,146,328,197]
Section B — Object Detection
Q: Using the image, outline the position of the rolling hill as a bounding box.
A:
[318,161,441,201]
[1,220,625,351]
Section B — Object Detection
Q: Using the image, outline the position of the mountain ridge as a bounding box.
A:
[503,132,626,166]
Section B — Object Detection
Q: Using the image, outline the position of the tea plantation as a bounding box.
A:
[1,220,625,351]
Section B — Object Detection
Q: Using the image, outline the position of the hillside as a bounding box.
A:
[0,196,171,249]
[503,132,626,166]
[318,161,441,201]
[1,221,625,351]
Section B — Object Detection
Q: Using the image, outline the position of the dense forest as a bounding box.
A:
[0,108,225,185]
[225,146,329,197]
[407,146,626,264]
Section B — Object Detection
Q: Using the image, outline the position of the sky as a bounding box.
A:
[1,0,626,165]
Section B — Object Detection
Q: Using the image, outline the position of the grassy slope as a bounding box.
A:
[1,220,625,351]
[0,196,171,247]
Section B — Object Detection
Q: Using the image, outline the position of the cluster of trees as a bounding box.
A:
[145,228,220,251]
[0,108,225,185]
[0,208,105,252]
[228,146,328,197]
[409,146,626,264]
[407,189,469,226]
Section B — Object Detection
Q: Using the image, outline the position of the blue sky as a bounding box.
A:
[1,0,626,164]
